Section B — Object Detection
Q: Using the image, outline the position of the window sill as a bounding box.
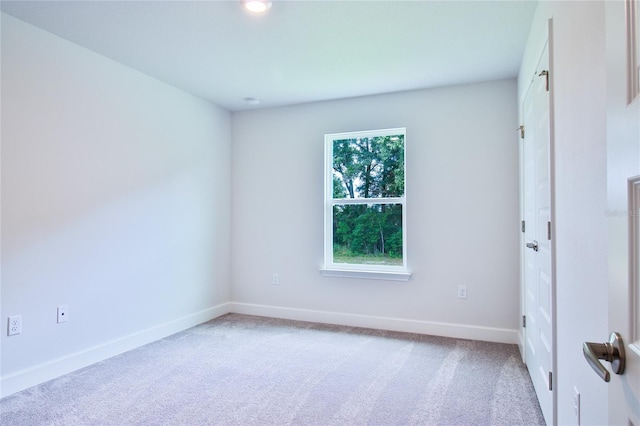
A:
[319,268,412,282]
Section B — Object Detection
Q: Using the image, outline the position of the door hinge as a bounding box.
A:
[548,371,553,391]
[522,315,526,328]
[518,125,525,139]
[538,70,550,92]
[521,220,526,233]
[547,221,552,240]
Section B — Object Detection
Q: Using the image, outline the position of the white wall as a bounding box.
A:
[0,14,232,396]
[231,80,521,342]
[518,2,608,425]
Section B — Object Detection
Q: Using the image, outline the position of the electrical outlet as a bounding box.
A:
[8,315,22,336]
[57,305,68,323]
[272,274,279,285]
[457,285,467,299]
[573,386,580,425]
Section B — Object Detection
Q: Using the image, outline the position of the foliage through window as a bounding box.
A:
[324,128,407,273]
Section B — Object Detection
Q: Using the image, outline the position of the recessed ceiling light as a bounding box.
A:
[243,97,261,105]
[242,0,272,13]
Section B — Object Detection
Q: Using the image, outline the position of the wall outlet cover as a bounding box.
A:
[57,305,68,323]
[8,315,22,336]
[457,285,468,299]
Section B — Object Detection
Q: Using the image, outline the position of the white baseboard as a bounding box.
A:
[2,302,519,398]
[229,302,519,345]
[0,303,231,398]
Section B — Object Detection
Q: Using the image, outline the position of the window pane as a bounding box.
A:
[332,134,405,199]
[332,204,403,266]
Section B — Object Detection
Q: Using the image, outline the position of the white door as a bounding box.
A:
[604,1,640,424]
[522,40,554,426]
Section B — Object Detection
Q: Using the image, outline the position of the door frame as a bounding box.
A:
[519,18,557,426]
[606,0,640,423]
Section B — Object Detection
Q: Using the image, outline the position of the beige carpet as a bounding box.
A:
[0,313,545,425]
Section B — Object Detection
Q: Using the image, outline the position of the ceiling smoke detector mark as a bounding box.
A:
[243,97,261,105]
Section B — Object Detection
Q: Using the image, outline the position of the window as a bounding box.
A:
[321,128,410,281]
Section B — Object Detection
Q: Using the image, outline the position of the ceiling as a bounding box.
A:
[1,0,537,111]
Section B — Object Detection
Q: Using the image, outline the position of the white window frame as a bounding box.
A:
[320,128,411,281]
